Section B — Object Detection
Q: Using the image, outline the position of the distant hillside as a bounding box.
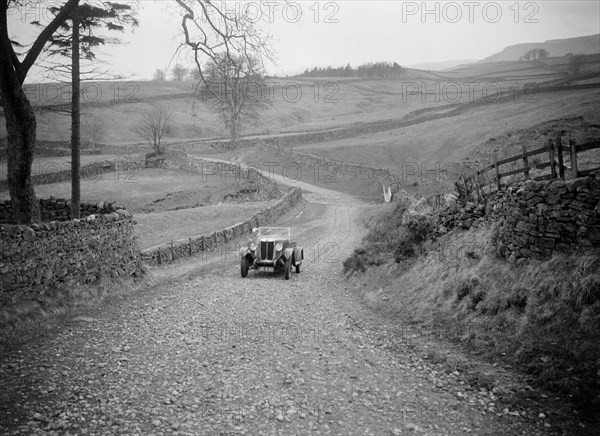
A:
[406,59,477,71]
[482,34,600,63]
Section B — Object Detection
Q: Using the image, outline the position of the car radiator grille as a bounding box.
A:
[260,241,274,260]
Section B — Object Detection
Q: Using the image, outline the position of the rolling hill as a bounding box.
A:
[481,33,600,63]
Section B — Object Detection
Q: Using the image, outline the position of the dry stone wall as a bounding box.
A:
[435,171,600,261]
[180,118,434,152]
[141,187,303,266]
[0,197,129,224]
[1,201,144,294]
[437,202,486,232]
[488,172,600,261]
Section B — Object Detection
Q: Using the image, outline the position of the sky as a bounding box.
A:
[8,0,600,81]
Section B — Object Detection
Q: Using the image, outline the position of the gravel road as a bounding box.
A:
[0,174,576,435]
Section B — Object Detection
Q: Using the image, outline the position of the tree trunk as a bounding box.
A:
[0,91,40,224]
[0,8,40,223]
[230,122,237,147]
[0,0,79,224]
[71,3,81,219]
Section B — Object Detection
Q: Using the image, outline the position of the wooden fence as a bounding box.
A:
[469,137,600,193]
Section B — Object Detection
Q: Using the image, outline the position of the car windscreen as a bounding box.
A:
[258,227,290,238]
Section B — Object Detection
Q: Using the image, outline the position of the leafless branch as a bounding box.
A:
[133,106,173,155]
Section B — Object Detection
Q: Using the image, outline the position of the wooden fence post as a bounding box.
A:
[548,139,557,179]
[569,140,578,178]
[556,136,565,179]
[521,143,529,180]
[494,153,501,191]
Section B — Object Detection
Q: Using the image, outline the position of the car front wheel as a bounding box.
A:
[241,257,249,278]
[284,258,291,280]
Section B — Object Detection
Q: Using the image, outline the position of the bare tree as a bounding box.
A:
[133,106,173,155]
[82,113,106,150]
[171,0,274,146]
[203,54,268,145]
[174,0,274,94]
[153,68,166,81]
[171,63,188,81]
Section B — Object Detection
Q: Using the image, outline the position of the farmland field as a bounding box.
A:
[295,88,600,169]
[26,55,598,146]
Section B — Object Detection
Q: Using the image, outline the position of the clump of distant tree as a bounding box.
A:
[153,69,167,81]
[301,63,354,77]
[171,63,188,81]
[357,62,403,79]
[299,61,403,79]
[522,48,549,61]
[151,64,202,81]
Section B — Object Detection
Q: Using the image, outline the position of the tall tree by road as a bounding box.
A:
[0,0,136,223]
[203,54,268,145]
[37,1,138,218]
[0,0,79,223]
[71,2,80,218]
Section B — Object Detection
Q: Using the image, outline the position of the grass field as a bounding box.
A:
[0,168,265,212]
[134,200,278,249]
[292,88,600,189]
[27,54,598,146]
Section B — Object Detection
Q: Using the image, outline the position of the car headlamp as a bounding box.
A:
[249,242,257,251]
[275,243,283,252]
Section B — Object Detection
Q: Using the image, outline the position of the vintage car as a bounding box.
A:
[239,227,303,279]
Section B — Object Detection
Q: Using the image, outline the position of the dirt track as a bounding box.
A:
[0,174,574,435]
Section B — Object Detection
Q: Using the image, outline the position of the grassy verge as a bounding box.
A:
[345,203,600,415]
[0,275,151,352]
[343,200,435,272]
